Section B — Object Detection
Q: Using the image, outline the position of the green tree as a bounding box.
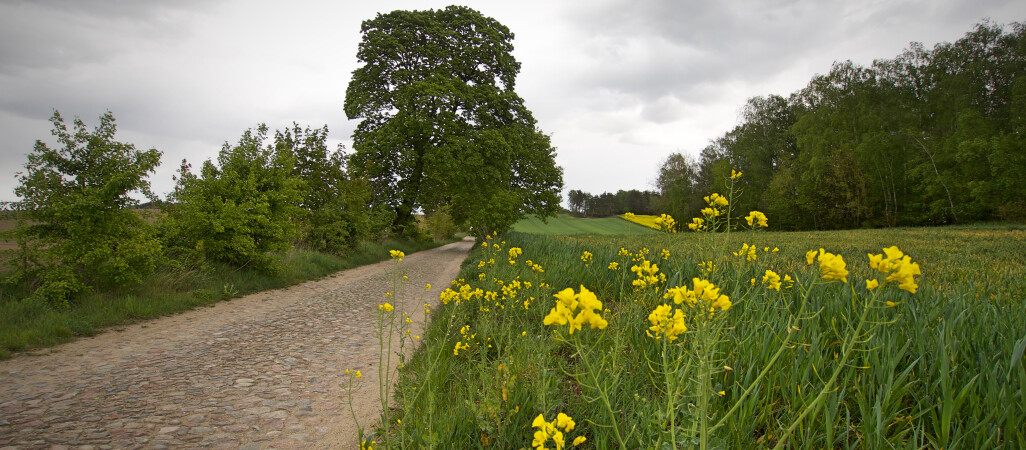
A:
[9,111,162,307]
[344,6,563,237]
[656,152,700,221]
[162,125,305,272]
[275,124,373,254]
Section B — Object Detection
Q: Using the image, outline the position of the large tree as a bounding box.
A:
[344,6,563,237]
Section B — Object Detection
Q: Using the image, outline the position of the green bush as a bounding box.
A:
[6,111,163,308]
[161,125,305,273]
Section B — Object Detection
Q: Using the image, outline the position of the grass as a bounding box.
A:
[0,238,453,359]
[375,223,1026,448]
[511,214,661,235]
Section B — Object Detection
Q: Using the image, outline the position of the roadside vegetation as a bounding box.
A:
[361,170,1025,448]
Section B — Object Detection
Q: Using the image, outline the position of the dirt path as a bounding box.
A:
[0,237,475,449]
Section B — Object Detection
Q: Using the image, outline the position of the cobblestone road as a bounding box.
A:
[0,238,474,449]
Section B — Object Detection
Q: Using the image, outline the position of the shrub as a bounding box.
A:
[7,111,162,308]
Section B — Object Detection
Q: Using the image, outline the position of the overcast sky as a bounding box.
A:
[2,0,1024,203]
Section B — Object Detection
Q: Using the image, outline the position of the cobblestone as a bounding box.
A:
[0,238,473,448]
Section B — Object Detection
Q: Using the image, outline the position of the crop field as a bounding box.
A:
[511,214,660,235]
[365,222,1026,448]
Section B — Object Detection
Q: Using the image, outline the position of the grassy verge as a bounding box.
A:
[0,238,454,359]
[379,224,1026,448]
[511,214,660,235]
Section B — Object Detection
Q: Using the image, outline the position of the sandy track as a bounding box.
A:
[0,237,474,449]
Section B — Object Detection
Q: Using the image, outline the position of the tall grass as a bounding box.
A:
[381,225,1026,448]
[0,238,451,359]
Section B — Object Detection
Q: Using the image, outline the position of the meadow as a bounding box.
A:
[367,218,1026,449]
[511,214,660,235]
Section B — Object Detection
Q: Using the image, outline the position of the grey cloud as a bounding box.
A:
[0,0,211,75]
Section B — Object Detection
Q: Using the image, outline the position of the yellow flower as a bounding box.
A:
[572,436,586,446]
[509,247,523,259]
[868,246,921,294]
[556,413,576,432]
[733,243,757,261]
[607,261,619,270]
[704,193,729,207]
[543,286,607,333]
[745,211,768,228]
[816,249,849,283]
[646,304,687,341]
[580,251,593,266]
[378,303,394,312]
[866,279,879,290]
[731,169,743,179]
[687,217,706,231]
[762,269,781,291]
[805,249,818,265]
[425,283,431,290]
[389,250,405,260]
[660,249,670,260]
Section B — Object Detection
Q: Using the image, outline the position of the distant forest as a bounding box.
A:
[576,21,1026,230]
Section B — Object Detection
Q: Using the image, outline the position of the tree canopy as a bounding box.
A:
[344,6,563,237]
[656,20,1026,230]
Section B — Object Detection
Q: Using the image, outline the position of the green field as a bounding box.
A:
[511,214,661,235]
[373,223,1026,448]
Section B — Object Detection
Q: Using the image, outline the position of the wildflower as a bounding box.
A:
[701,207,721,218]
[731,169,743,179]
[687,217,706,231]
[704,193,729,207]
[868,246,921,294]
[783,274,794,289]
[572,436,586,446]
[389,250,405,261]
[509,247,523,260]
[345,369,363,379]
[733,243,757,261]
[660,249,670,260]
[580,251,593,266]
[425,283,431,290]
[646,304,687,341]
[543,286,608,334]
[866,279,879,290]
[378,303,394,312]
[607,261,619,270]
[532,413,578,450]
[654,214,677,233]
[454,341,470,355]
[745,211,768,228]
[664,278,731,312]
[762,269,781,291]
[630,259,662,289]
[805,249,818,265]
[814,249,849,283]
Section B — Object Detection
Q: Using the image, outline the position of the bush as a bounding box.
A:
[7,111,162,308]
[162,125,305,273]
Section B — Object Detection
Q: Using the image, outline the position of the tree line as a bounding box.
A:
[2,6,563,308]
[566,189,661,217]
[655,20,1026,230]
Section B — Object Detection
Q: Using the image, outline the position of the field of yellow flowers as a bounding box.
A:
[353,221,1026,449]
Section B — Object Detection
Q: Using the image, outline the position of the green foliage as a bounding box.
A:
[344,6,563,238]
[656,20,1026,230]
[1,238,451,359]
[162,125,305,272]
[424,208,458,241]
[275,123,374,254]
[511,214,661,235]
[392,225,1026,447]
[7,111,162,308]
